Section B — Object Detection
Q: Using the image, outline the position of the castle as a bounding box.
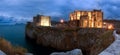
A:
[32,10,114,29]
[69,10,103,28]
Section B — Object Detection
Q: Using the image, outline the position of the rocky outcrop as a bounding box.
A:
[0,51,33,55]
[26,22,115,55]
[50,49,83,55]
[0,50,6,55]
[0,37,28,55]
[99,31,120,55]
[25,53,33,55]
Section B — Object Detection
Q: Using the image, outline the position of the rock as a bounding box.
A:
[50,49,83,55]
[26,23,115,55]
[99,52,113,55]
[99,30,120,55]
[25,53,33,55]
[0,50,6,55]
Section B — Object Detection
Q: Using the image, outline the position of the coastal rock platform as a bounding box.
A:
[25,23,115,55]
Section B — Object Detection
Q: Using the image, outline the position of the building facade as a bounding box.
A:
[69,10,103,28]
[33,15,51,26]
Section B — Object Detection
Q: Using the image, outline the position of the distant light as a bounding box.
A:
[60,19,64,23]
[108,24,114,29]
[103,22,106,24]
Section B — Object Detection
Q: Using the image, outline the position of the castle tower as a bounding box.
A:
[33,15,51,26]
[69,9,103,28]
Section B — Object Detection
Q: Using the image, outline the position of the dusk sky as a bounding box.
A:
[0,0,120,23]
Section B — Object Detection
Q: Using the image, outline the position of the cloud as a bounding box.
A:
[70,0,99,9]
[0,0,120,24]
[98,0,120,19]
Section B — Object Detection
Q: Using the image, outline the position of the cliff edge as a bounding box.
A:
[25,22,115,55]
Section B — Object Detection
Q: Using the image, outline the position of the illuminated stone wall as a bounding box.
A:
[33,15,51,26]
[40,16,51,26]
[69,10,103,28]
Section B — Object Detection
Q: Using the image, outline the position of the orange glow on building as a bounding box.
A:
[77,12,80,20]
[69,10,103,28]
[108,24,114,29]
[85,20,87,23]
[83,20,88,27]
[70,14,74,20]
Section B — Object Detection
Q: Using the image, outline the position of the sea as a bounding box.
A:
[0,24,60,55]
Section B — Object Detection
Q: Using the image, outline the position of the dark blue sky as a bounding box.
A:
[0,0,120,23]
